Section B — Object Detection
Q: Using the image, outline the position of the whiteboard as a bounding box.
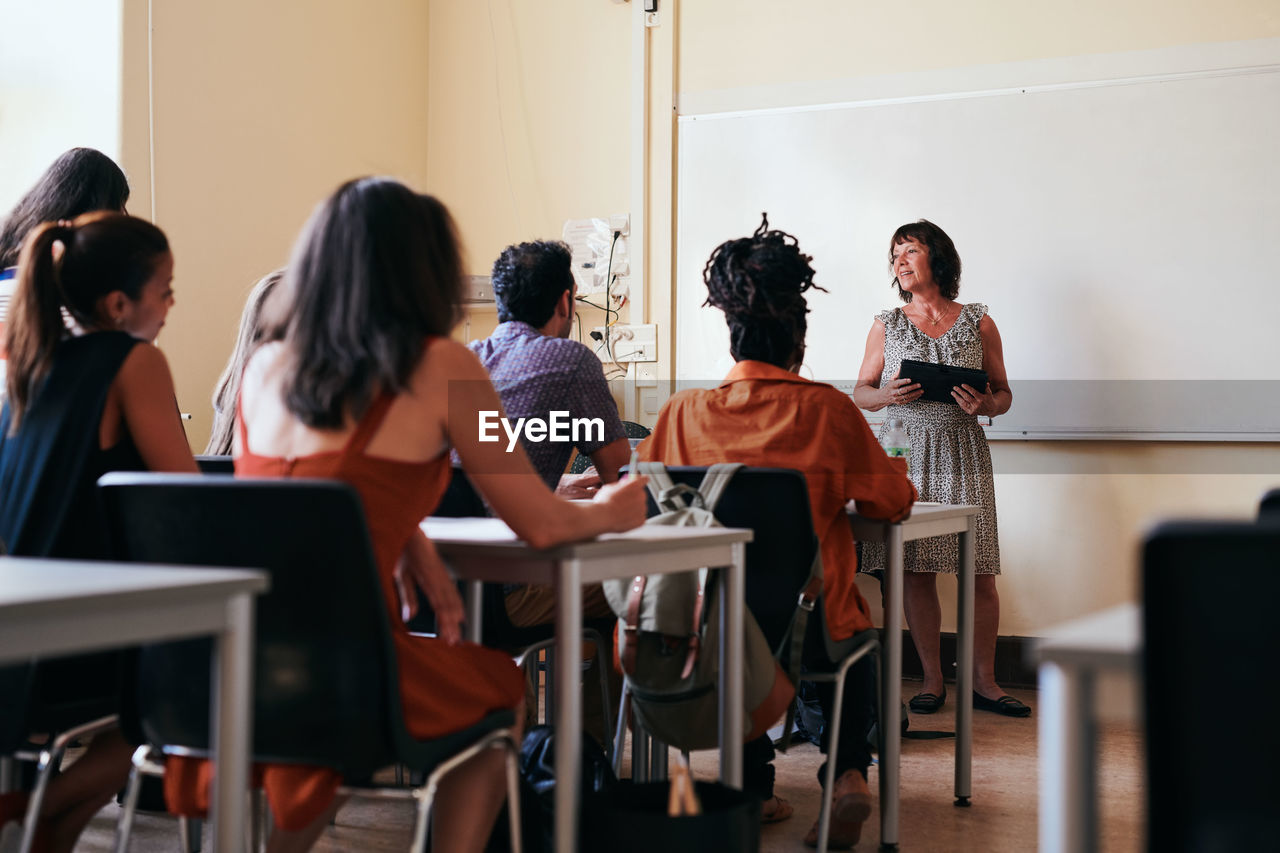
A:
[675,66,1280,440]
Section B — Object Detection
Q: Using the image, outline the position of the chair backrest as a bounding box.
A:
[1258,487,1280,521]
[99,472,400,777]
[1142,520,1280,852]
[194,455,234,474]
[641,466,818,651]
[436,464,488,518]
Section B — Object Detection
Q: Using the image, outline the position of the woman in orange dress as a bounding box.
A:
[222,177,648,853]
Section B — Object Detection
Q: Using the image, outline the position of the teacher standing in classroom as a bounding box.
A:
[853,219,1029,718]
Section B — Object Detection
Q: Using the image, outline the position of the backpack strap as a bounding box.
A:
[696,463,744,511]
[620,574,647,676]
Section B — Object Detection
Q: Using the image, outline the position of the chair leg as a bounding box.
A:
[543,651,555,726]
[612,682,630,777]
[179,817,202,853]
[114,745,150,853]
[632,724,649,783]
[408,730,519,853]
[504,740,524,853]
[20,714,117,853]
[815,667,848,853]
[249,788,270,853]
[586,630,614,762]
[649,738,669,781]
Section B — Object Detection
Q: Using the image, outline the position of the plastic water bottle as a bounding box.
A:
[882,418,910,469]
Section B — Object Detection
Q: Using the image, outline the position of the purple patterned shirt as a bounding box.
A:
[469,322,626,488]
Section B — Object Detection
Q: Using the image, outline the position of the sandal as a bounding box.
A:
[908,687,946,714]
[760,794,794,824]
[973,691,1032,717]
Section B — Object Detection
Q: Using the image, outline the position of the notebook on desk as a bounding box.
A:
[896,359,989,405]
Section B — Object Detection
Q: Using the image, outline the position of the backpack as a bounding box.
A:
[602,462,796,751]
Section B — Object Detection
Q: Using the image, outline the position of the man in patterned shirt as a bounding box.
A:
[470,240,629,740]
[471,240,630,493]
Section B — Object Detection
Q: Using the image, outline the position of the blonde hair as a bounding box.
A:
[205,269,285,455]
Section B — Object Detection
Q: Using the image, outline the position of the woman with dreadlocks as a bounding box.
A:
[638,214,915,850]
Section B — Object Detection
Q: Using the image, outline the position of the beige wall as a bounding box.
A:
[120,0,431,449]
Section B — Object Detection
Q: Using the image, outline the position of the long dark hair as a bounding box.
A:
[702,213,827,368]
[888,219,962,302]
[4,212,169,431]
[0,148,130,268]
[279,177,465,428]
[206,269,286,455]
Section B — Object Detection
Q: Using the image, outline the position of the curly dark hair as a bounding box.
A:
[0,148,130,268]
[702,213,827,368]
[888,219,961,302]
[490,240,573,326]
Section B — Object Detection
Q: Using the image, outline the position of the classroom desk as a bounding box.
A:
[0,557,267,853]
[1031,604,1141,853]
[848,503,980,852]
[421,518,752,853]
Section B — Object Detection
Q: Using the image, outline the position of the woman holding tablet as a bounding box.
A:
[853,220,1027,718]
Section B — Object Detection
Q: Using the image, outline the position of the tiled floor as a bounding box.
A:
[72,681,1143,852]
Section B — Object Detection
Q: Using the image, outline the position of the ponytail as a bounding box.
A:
[4,222,75,430]
[3,211,169,433]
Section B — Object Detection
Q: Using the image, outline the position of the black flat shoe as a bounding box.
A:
[973,692,1032,717]
[908,687,946,714]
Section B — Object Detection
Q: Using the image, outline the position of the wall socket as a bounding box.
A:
[592,323,657,363]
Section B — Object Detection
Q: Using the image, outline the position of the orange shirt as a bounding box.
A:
[638,360,916,640]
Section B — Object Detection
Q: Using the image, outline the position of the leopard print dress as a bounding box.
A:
[860,303,1001,575]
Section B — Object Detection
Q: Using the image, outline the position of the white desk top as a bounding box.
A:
[0,557,269,663]
[1032,603,1141,671]
[422,516,752,558]
[847,502,980,542]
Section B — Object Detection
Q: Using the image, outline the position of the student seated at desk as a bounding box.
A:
[467,239,630,740]
[638,214,916,850]
[209,177,647,853]
[0,213,196,852]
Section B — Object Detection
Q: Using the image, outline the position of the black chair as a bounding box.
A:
[193,455,234,474]
[1142,520,1280,853]
[617,465,880,853]
[426,466,614,752]
[568,421,651,475]
[98,473,521,853]
[1258,488,1280,521]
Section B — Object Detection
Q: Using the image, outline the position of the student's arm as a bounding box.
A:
[837,395,916,522]
[853,319,922,411]
[555,436,631,498]
[589,437,631,483]
[441,345,647,549]
[114,343,199,473]
[953,315,1012,417]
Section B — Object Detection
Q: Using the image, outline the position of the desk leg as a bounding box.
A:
[955,518,975,806]
[720,543,746,789]
[881,525,904,850]
[465,580,483,644]
[554,559,583,853]
[1038,662,1095,853]
[211,592,253,853]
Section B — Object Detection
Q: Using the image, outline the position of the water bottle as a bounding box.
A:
[881,418,910,468]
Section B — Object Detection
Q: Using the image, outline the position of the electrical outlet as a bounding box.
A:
[609,214,630,236]
[592,324,657,363]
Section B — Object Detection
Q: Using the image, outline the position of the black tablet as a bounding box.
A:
[895,358,989,405]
